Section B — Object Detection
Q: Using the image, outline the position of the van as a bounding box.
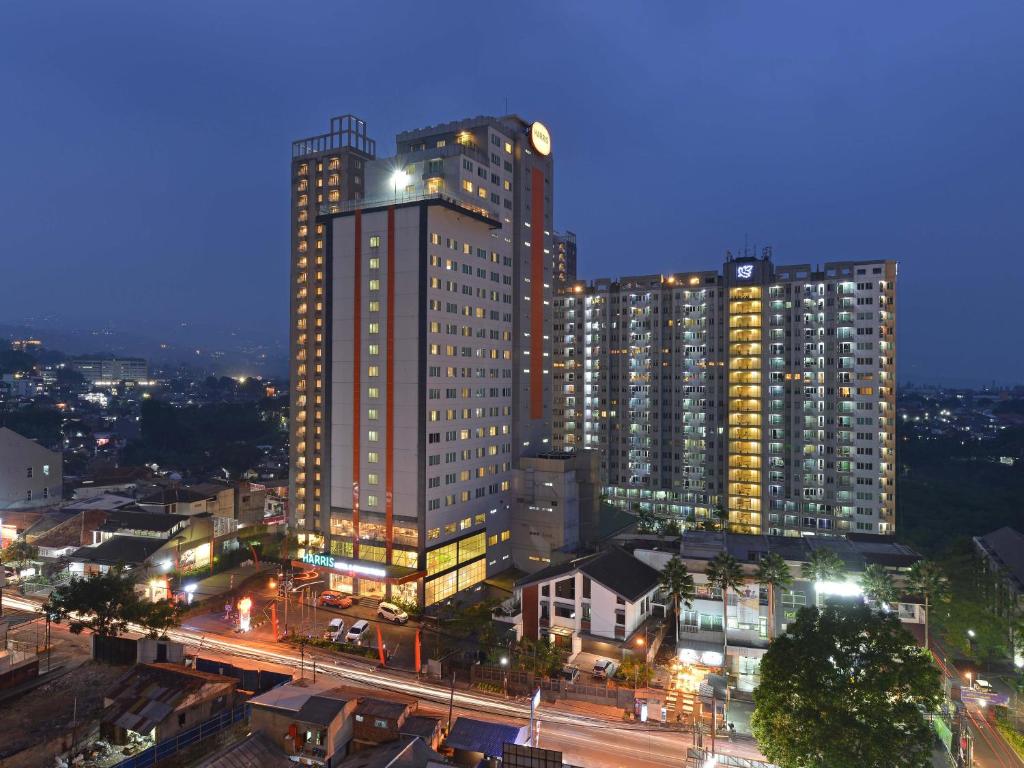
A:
[346,620,370,644]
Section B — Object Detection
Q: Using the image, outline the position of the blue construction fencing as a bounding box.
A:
[112,704,250,768]
[194,657,292,694]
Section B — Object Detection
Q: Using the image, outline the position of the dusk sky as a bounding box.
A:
[2,2,1022,384]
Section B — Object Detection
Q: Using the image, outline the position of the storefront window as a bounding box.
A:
[457,559,485,592]
[457,532,486,563]
[392,581,418,605]
[330,540,354,557]
[427,542,458,575]
[391,549,418,569]
[425,571,458,605]
[361,544,387,563]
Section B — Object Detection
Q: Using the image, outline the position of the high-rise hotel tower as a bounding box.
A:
[290,114,554,606]
[553,252,896,537]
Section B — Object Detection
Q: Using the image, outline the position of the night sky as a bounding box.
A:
[2,2,1022,384]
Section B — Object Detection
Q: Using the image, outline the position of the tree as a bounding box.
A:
[44,567,141,637]
[752,602,942,768]
[662,518,682,537]
[756,553,792,641]
[659,556,695,642]
[130,598,182,639]
[636,507,657,533]
[802,548,845,584]
[907,559,949,652]
[860,564,897,605]
[705,552,745,674]
[0,540,39,569]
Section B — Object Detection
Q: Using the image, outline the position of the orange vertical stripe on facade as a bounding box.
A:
[352,210,361,557]
[385,207,395,561]
[530,168,545,420]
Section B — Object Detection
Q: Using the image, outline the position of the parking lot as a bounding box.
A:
[568,651,618,681]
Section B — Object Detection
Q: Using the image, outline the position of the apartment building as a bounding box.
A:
[290,114,555,606]
[70,356,148,384]
[551,230,577,285]
[0,427,62,511]
[553,252,897,537]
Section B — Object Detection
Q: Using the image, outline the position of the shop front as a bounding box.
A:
[294,552,424,604]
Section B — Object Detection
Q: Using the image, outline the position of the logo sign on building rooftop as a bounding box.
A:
[530,122,551,156]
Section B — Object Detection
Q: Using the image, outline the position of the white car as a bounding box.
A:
[592,660,614,679]
[346,620,370,644]
[377,602,409,624]
[325,618,345,641]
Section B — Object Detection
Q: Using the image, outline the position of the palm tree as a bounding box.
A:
[705,552,745,675]
[756,553,792,641]
[801,548,845,585]
[659,556,695,643]
[860,563,897,606]
[907,559,950,652]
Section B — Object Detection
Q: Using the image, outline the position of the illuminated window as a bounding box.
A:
[427,542,458,575]
[370,235,381,248]
[503,141,512,153]
[369,279,380,291]
[369,300,380,312]
[367,451,379,463]
[367,473,379,485]
[368,365,379,377]
[458,559,486,591]
[369,322,380,334]
[461,180,473,193]
[368,344,379,355]
[487,534,498,546]
[478,186,487,199]
[366,494,378,507]
[367,430,379,441]
[367,408,378,420]
[368,387,379,398]
[500,529,511,542]
[328,190,340,202]
[369,257,380,269]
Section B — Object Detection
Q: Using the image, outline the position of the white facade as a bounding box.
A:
[0,427,62,510]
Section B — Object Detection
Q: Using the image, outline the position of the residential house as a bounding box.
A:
[250,680,360,766]
[513,546,661,658]
[442,717,528,767]
[100,663,236,745]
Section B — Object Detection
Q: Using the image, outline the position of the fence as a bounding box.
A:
[111,704,249,768]
[687,748,779,768]
[471,665,635,709]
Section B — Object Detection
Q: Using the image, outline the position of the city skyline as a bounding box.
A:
[2,3,1023,386]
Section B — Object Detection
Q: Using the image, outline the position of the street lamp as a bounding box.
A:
[500,656,509,698]
[391,169,410,200]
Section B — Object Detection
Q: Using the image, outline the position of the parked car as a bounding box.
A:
[975,678,994,692]
[377,602,409,624]
[318,590,354,609]
[325,618,345,642]
[592,660,614,679]
[560,664,580,683]
[346,620,370,644]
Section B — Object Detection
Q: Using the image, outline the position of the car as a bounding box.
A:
[975,678,994,692]
[346,620,370,644]
[592,660,614,679]
[292,570,319,582]
[318,590,354,609]
[376,602,409,624]
[560,664,580,683]
[325,618,345,641]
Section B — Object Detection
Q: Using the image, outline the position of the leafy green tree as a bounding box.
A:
[662,518,682,537]
[756,552,792,641]
[802,548,846,584]
[907,559,949,652]
[658,556,695,642]
[860,564,897,605]
[44,567,141,637]
[752,602,942,768]
[0,540,39,569]
[705,552,745,673]
[130,598,182,639]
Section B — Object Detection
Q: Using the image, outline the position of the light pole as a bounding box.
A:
[500,656,509,698]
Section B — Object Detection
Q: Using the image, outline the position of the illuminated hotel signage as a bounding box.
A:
[735,264,754,279]
[529,122,551,156]
[301,553,387,579]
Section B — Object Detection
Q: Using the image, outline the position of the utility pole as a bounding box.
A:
[447,670,456,733]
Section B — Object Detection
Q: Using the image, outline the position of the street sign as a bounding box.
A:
[960,687,1009,707]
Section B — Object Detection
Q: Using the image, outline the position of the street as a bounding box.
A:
[2,591,765,768]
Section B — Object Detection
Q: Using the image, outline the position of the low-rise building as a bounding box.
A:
[443,717,528,767]
[973,526,1024,660]
[250,680,360,766]
[100,663,236,746]
[513,546,661,658]
[0,427,62,511]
